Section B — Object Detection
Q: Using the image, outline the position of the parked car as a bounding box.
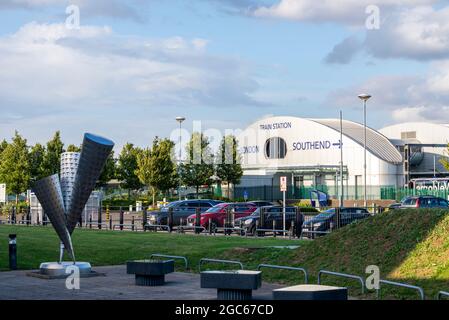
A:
[186,202,257,233]
[147,199,223,227]
[302,207,370,238]
[247,200,277,207]
[235,206,298,236]
[399,196,449,209]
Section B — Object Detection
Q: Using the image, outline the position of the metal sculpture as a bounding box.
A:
[33,174,75,262]
[33,133,114,273]
[67,133,114,234]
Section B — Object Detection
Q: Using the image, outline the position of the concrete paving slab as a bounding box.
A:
[0,265,283,300]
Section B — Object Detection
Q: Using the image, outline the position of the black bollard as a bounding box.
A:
[119,207,124,231]
[26,206,31,226]
[98,206,102,230]
[142,207,148,232]
[195,208,201,234]
[295,208,303,239]
[132,216,135,231]
[168,208,174,232]
[9,234,17,270]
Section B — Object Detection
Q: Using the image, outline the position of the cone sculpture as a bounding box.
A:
[66,133,114,234]
[33,133,114,264]
[33,174,75,261]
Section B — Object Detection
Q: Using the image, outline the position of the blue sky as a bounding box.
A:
[0,0,448,150]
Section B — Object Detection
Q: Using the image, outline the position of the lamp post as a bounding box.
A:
[176,116,186,201]
[358,93,371,207]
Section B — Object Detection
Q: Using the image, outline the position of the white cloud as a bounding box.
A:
[365,5,449,61]
[253,0,435,24]
[0,22,261,113]
[0,0,148,21]
[328,59,449,122]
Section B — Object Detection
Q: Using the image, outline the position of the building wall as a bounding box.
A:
[237,116,400,189]
[379,122,449,176]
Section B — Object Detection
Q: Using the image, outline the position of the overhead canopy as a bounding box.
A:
[311,119,403,164]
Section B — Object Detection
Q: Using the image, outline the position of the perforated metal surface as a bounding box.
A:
[60,152,80,212]
[66,133,114,234]
[33,175,74,260]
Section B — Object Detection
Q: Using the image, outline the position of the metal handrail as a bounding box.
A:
[257,264,308,284]
[437,291,449,300]
[150,254,189,270]
[199,258,244,272]
[318,270,365,294]
[377,279,424,300]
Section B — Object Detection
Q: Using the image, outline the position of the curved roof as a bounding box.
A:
[310,118,403,164]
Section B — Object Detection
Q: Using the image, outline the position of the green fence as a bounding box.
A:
[235,185,449,202]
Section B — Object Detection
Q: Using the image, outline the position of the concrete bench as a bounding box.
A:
[201,270,262,300]
[126,259,174,286]
[273,284,348,300]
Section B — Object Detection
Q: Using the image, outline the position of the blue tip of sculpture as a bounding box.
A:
[84,133,114,146]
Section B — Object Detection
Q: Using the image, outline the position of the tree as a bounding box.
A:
[179,132,214,197]
[117,143,143,198]
[136,138,178,207]
[29,143,46,182]
[0,131,30,203]
[150,138,177,194]
[216,135,243,199]
[96,151,116,188]
[41,131,64,176]
[135,147,154,206]
[66,144,81,152]
[0,139,8,154]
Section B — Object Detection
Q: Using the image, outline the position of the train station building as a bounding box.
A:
[235,116,449,200]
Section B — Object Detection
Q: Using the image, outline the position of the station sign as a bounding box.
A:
[280,176,287,192]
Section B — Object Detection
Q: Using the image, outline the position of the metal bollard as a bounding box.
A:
[98,206,102,230]
[9,234,17,270]
[295,209,303,239]
[142,207,147,232]
[119,207,124,231]
[109,215,113,230]
[89,216,92,229]
[168,208,174,233]
[26,206,31,226]
[195,208,201,234]
[132,216,135,231]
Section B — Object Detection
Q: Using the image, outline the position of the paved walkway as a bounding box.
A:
[0,265,283,300]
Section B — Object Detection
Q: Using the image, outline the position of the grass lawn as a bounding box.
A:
[0,225,301,271]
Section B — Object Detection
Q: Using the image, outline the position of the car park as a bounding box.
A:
[186,202,257,233]
[235,206,298,236]
[302,207,370,238]
[147,199,223,227]
[398,195,449,209]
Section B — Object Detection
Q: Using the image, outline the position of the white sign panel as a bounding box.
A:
[0,184,6,203]
[280,176,287,192]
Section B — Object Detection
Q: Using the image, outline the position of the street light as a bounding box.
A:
[176,116,186,201]
[358,93,371,207]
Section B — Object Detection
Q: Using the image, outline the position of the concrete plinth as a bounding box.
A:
[273,284,348,300]
[127,259,174,286]
[201,270,262,300]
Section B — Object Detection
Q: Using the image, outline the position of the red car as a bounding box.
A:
[186,202,257,232]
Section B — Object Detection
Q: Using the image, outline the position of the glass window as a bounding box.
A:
[265,137,287,159]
